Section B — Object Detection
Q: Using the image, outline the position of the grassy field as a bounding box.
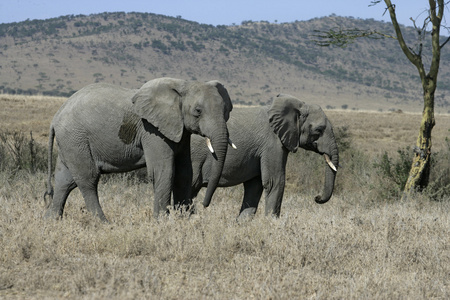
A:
[0,94,449,299]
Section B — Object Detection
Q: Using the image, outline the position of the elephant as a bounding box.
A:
[44,77,233,221]
[190,94,338,219]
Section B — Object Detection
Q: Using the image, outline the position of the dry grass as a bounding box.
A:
[0,95,449,299]
[0,94,66,144]
[0,173,449,299]
[326,109,450,156]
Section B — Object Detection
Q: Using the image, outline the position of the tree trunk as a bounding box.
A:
[384,0,443,199]
[402,86,435,199]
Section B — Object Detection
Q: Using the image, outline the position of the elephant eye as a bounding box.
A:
[192,106,202,117]
[311,134,320,142]
[314,126,325,136]
[310,126,324,142]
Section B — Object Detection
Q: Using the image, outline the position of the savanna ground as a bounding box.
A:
[0,94,449,299]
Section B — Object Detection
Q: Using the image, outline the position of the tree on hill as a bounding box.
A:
[313,0,450,199]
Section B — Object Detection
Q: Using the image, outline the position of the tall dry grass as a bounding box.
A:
[0,172,449,299]
[0,94,449,298]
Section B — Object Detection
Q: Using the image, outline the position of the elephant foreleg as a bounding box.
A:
[263,177,285,218]
[238,176,264,220]
[147,161,174,217]
[173,151,194,213]
[261,153,287,218]
[140,135,176,217]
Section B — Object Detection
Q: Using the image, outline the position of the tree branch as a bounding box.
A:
[384,0,421,66]
[428,0,443,81]
[409,16,430,57]
[441,35,450,49]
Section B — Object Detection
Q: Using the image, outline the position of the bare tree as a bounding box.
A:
[314,0,450,199]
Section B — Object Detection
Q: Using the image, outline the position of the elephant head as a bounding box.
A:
[268,94,339,204]
[131,77,233,207]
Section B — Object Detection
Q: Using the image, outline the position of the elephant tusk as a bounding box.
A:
[228,138,237,149]
[206,138,215,153]
[324,154,337,172]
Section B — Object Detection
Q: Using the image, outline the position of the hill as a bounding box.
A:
[1,12,450,113]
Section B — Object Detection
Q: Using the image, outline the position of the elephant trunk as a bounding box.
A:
[314,138,339,204]
[202,124,229,208]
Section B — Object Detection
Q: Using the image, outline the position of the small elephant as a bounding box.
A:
[191,94,338,219]
[45,77,233,221]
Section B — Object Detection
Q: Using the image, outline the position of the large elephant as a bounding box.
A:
[44,77,233,221]
[191,94,338,219]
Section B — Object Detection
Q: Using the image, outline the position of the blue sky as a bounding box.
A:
[0,0,432,27]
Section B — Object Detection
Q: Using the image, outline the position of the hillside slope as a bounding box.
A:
[1,12,449,113]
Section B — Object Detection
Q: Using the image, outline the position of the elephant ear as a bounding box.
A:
[268,94,306,152]
[131,78,186,143]
[206,80,233,118]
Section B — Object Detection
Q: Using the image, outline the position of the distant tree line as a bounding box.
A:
[0,85,75,97]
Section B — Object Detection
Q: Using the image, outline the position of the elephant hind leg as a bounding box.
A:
[76,177,107,222]
[45,157,77,220]
[238,176,263,220]
[63,158,107,222]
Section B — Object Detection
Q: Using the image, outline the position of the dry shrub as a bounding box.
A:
[0,130,49,173]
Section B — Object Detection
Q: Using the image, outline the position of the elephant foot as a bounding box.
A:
[174,202,196,217]
[97,215,110,223]
[101,217,110,223]
[237,207,257,223]
[153,208,170,219]
[89,211,109,223]
[43,208,63,221]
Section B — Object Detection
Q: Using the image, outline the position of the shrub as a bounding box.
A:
[0,131,48,174]
[151,39,170,54]
[425,137,450,201]
[372,143,450,201]
[334,125,351,153]
[373,147,412,199]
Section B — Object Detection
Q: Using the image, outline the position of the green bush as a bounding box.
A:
[373,147,413,199]
[372,142,450,201]
[425,137,450,201]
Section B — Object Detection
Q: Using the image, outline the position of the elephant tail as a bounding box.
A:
[44,125,55,206]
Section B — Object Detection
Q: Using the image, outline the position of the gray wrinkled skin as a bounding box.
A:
[45,77,232,221]
[191,94,339,220]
